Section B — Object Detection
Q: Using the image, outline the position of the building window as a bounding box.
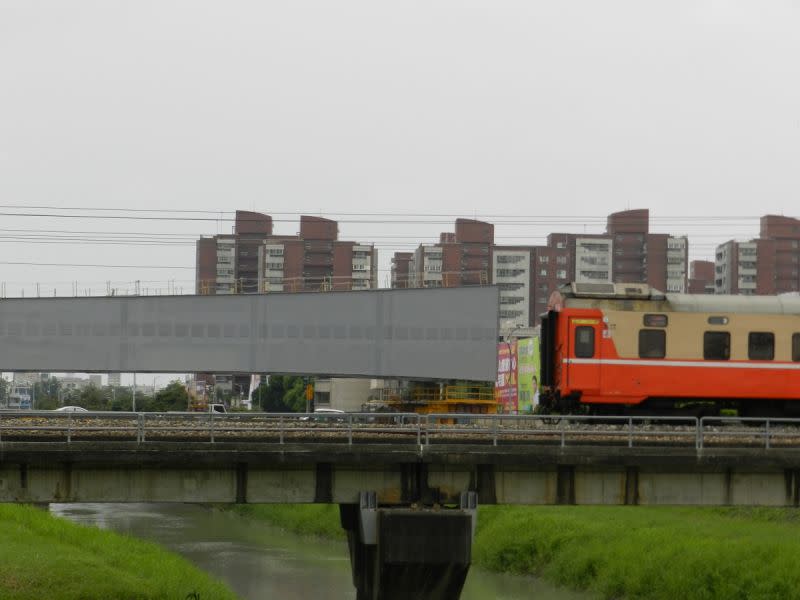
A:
[574,326,595,358]
[703,331,730,360]
[748,332,774,361]
[539,256,549,263]
[557,270,567,279]
[639,329,666,358]
[539,269,548,277]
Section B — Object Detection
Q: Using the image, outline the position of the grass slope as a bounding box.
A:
[235,503,800,600]
[0,504,238,600]
[474,506,800,600]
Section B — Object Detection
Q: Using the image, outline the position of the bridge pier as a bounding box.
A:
[340,491,477,600]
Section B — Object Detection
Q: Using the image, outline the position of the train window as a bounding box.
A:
[748,332,774,361]
[643,314,668,327]
[639,329,666,358]
[574,326,595,358]
[793,334,800,362]
[703,331,730,360]
[708,316,729,325]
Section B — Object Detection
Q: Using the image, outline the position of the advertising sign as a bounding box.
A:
[517,337,540,413]
[495,341,518,413]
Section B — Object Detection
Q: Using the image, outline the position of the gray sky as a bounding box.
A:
[1,0,799,296]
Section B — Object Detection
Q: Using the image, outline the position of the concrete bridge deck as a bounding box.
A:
[2,413,800,506]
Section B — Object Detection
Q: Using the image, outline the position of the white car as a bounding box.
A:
[55,406,89,412]
[300,408,346,422]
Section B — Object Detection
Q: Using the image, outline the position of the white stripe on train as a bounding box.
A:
[564,358,800,370]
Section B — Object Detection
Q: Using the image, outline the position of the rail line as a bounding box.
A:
[2,412,800,450]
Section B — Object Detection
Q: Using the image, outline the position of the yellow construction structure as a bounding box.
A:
[383,383,498,414]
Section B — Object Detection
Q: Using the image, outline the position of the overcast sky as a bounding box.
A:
[1,0,799,297]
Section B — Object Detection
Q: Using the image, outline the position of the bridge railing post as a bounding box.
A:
[279,415,284,445]
[628,417,634,448]
[492,416,498,447]
[560,418,566,448]
[209,411,215,444]
[347,414,353,446]
[424,414,430,446]
[697,417,704,450]
[766,419,771,450]
[137,413,145,443]
[67,413,72,444]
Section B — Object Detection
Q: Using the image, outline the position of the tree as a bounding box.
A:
[253,376,306,412]
[80,384,108,411]
[145,380,188,412]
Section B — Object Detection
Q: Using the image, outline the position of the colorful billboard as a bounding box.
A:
[517,337,540,413]
[495,341,518,413]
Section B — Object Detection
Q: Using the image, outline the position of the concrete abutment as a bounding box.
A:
[340,491,477,600]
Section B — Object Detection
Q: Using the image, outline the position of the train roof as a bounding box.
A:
[664,293,800,314]
[560,283,800,315]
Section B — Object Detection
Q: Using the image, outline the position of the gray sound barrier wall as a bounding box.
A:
[0,287,499,381]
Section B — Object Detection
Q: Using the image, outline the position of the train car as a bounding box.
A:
[539,282,800,415]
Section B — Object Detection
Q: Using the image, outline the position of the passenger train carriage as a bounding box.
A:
[539,283,800,415]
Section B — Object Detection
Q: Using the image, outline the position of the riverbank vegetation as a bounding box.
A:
[238,503,800,600]
[0,504,238,600]
[232,503,345,539]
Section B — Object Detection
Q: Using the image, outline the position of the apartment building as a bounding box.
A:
[195,211,378,398]
[714,215,800,295]
[493,247,534,330]
[196,213,378,294]
[390,252,413,289]
[688,260,715,294]
[530,210,689,315]
[391,210,689,327]
[196,211,273,294]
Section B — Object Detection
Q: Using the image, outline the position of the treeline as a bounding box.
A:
[0,375,309,412]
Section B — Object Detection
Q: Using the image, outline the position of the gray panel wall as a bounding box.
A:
[0,287,499,381]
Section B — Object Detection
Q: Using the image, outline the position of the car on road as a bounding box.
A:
[55,406,88,412]
[300,408,346,422]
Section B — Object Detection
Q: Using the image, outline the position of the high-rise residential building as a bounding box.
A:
[529,209,689,315]
[108,372,121,388]
[196,211,378,399]
[688,261,715,294]
[715,215,800,295]
[196,211,274,295]
[493,247,534,331]
[392,210,688,328]
[402,219,494,289]
[390,252,413,289]
[197,212,378,294]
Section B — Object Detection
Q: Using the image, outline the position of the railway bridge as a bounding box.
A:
[3,412,800,599]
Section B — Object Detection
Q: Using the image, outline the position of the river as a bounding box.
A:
[51,503,590,600]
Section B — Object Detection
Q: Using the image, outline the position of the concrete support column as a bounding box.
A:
[340,492,477,600]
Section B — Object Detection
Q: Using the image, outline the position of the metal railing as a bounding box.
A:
[2,411,800,450]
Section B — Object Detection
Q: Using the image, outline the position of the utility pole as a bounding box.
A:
[132,372,137,412]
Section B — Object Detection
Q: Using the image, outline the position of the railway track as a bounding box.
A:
[2,411,800,449]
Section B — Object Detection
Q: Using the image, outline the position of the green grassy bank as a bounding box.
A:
[0,504,238,600]
[234,503,800,600]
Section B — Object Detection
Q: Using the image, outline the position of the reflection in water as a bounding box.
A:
[51,503,589,600]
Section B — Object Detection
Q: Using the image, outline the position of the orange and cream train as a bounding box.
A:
[538,283,800,415]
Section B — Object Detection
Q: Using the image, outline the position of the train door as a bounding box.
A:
[567,318,601,394]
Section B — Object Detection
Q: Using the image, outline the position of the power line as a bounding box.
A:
[0,204,779,221]
[0,261,193,269]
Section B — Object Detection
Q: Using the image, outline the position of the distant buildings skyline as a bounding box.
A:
[189,208,800,331]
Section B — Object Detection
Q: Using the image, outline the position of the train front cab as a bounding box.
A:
[540,307,605,411]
